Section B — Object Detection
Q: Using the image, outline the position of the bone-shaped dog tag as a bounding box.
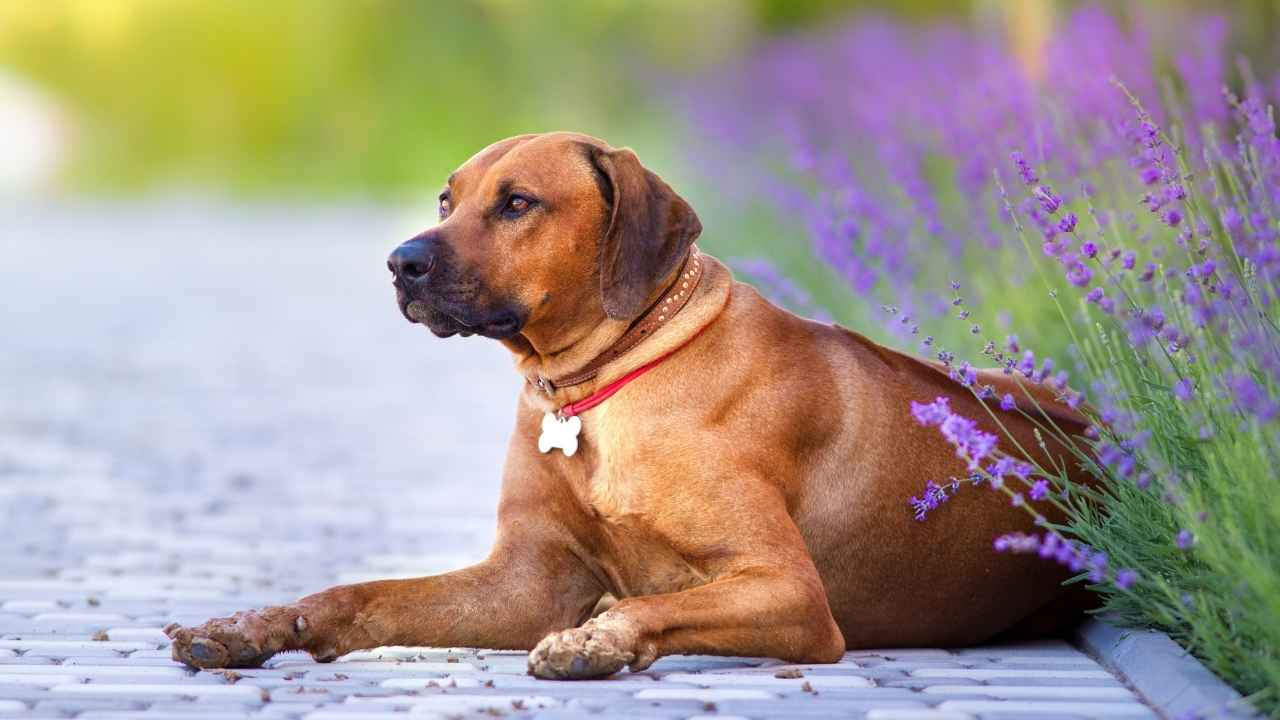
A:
[538,412,582,456]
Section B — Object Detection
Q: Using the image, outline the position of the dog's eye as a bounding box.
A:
[438,197,451,219]
[505,195,531,215]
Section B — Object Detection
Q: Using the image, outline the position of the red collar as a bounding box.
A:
[559,321,709,418]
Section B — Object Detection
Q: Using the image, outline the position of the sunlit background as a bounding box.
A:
[0,0,1272,199]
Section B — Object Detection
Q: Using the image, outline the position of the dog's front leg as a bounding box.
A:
[167,543,601,669]
[528,566,846,679]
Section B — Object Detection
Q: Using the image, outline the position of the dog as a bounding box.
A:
[166,131,1094,679]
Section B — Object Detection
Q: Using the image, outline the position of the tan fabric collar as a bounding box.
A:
[530,248,705,394]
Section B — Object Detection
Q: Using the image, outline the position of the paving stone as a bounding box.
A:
[716,698,925,717]
[63,656,191,668]
[865,710,976,720]
[80,707,252,712]
[0,657,59,667]
[392,694,561,713]
[877,672,959,688]
[105,627,172,642]
[0,672,85,686]
[32,699,150,715]
[659,672,873,689]
[936,699,1157,717]
[1,602,60,614]
[0,686,57,702]
[555,698,705,718]
[971,675,1127,687]
[31,612,129,624]
[849,648,956,659]
[0,639,156,653]
[992,655,1098,666]
[923,684,1136,700]
[275,660,478,674]
[911,668,1114,680]
[0,663,190,678]
[303,707,435,712]
[633,688,777,701]
[49,683,268,702]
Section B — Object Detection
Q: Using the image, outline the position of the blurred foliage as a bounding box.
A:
[1,0,1276,199]
[0,0,758,197]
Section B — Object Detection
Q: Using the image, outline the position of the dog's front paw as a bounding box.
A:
[165,608,301,669]
[527,614,643,680]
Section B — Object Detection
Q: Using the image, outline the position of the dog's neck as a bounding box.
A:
[502,251,730,410]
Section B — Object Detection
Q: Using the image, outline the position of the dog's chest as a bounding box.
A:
[575,429,710,597]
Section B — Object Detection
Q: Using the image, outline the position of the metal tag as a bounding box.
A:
[538,412,581,456]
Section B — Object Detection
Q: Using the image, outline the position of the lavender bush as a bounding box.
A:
[685,7,1280,715]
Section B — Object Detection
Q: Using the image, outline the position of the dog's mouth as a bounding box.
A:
[397,294,525,340]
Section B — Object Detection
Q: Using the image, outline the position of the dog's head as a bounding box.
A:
[388,132,701,345]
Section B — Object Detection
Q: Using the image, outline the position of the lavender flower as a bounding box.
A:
[1034,186,1062,214]
[1029,479,1050,501]
[993,532,1138,590]
[1011,151,1038,185]
[940,413,999,470]
[910,397,952,426]
[1066,262,1093,287]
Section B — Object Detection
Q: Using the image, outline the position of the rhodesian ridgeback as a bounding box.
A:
[167,132,1093,679]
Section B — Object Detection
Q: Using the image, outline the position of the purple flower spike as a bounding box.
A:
[1164,208,1183,227]
[910,397,952,426]
[1017,351,1035,376]
[1176,529,1195,550]
[939,413,999,470]
[1034,186,1062,214]
[1066,262,1093,287]
[1081,241,1098,258]
[1000,393,1016,412]
[1011,151,1038,185]
[1115,569,1139,589]
[1058,213,1078,233]
[1029,479,1050,500]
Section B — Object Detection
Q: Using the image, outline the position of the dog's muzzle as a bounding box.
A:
[387,235,526,339]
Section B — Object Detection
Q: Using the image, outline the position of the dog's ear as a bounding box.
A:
[585,145,702,320]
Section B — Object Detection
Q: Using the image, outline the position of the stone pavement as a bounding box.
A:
[0,201,1159,719]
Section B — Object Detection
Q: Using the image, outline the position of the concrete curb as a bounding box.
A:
[1075,617,1259,719]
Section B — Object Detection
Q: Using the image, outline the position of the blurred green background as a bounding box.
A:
[3,0,1275,202]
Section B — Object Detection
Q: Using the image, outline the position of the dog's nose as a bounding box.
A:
[388,238,437,282]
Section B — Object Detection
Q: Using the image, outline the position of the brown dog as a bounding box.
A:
[166,132,1093,679]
